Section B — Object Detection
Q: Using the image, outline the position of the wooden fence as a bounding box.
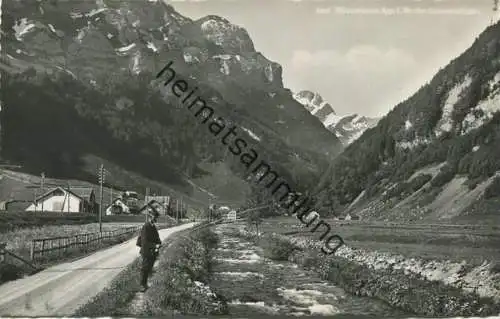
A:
[0,242,40,270]
[29,226,141,261]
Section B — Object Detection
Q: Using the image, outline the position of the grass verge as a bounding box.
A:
[232,228,500,317]
[74,225,228,316]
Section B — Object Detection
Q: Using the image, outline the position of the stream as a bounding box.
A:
[210,224,410,317]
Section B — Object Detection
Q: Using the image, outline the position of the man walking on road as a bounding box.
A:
[136,208,162,292]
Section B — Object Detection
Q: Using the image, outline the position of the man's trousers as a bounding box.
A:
[140,252,157,287]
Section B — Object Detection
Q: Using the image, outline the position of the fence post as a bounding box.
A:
[30,241,35,261]
[41,239,46,257]
[0,243,6,263]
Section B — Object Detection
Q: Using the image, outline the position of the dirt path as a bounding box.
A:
[0,222,196,317]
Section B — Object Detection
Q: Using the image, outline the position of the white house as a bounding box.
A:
[345,213,360,221]
[144,196,170,215]
[26,187,96,213]
[226,210,237,221]
[105,198,130,215]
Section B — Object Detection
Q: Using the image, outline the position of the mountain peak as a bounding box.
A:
[294,90,379,145]
[195,15,255,54]
[293,90,335,116]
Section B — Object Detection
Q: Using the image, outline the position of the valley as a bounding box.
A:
[1,0,500,317]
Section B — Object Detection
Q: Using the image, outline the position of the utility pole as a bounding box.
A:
[180,197,183,221]
[110,187,113,203]
[176,198,179,222]
[145,187,150,223]
[67,182,71,213]
[41,172,45,212]
[98,164,105,232]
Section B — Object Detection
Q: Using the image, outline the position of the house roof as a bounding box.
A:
[69,187,95,199]
[35,186,93,202]
[144,196,170,203]
[139,200,161,211]
[139,200,172,216]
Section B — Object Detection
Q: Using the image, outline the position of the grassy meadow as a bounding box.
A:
[257,217,500,265]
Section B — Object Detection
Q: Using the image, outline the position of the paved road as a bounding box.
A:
[0,222,196,317]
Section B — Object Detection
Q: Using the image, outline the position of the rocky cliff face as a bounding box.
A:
[2,0,343,194]
[294,90,379,145]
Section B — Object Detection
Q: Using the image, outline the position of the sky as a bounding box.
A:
[167,0,497,118]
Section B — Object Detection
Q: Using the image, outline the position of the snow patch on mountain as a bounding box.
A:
[213,54,232,60]
[13,18,36,41]
[48,24,56,33]
[397,137,432,150]
[147,42,158,52]
[116,43,136,54]
[131,51,141,74]
[293,91,334,118]
[201,19,228,46]
[405,120,413,130]
[264,65,274,83]
[76,28,86,42]
[183,52,197,64]
[198,15,255,53]
[220,60,230,75]
[242,127,260,141]
[87,8,107,18]
[324,113,343,128]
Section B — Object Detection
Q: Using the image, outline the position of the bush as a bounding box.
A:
[0,263,24,285]
[192,227,219,250]
[144,227,227,315]
[484,176,500,199]
[258,234,298,261]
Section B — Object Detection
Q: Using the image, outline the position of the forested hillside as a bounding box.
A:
[316,21,500,223]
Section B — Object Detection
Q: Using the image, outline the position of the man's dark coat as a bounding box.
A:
[136,220,161,256]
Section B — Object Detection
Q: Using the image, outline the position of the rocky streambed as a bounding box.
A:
[209,224,409,317]
[227,225,500,317]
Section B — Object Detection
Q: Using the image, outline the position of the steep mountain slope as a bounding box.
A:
[316,22,500,223]
[294,90,379,145]
[1,0,342,201]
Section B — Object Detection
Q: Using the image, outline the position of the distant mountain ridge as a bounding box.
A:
[294,90,379,145]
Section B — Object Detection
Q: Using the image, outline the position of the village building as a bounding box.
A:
[3,200,32,211]
[105,198,131,215]
[25,186,96,213]
[345,213,360,221]
[144,196,170,215]
[138,200,163,216]
[225,210,237,221]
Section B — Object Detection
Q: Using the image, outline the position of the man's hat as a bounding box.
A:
[147,207,160,218]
